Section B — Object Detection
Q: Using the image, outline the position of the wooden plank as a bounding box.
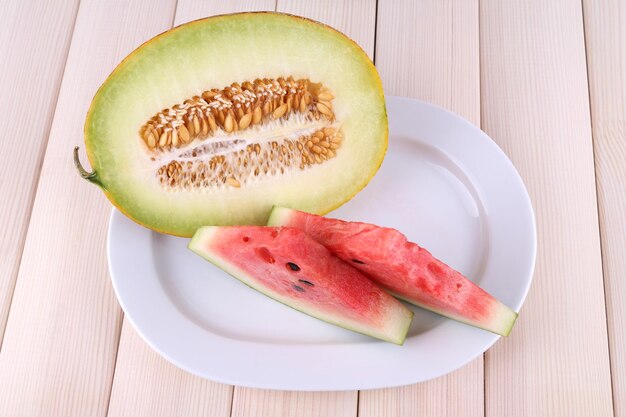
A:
[480,1,614,416]
[231,390,357,417]
[0,1,176,416]
[277,0,376,60]
[374,0,480,123]
[359,1,483,416]
[105,2,273,416]
[173,0,276,25]
[0,0,79,345]
[582,0,626,415]
[229,1,373,416]
[106,322,232,417]
[359,371,483,417]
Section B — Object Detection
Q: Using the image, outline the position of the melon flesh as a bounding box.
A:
[189,226,413,344]
[78,12,387,237]
[268,207,518,336]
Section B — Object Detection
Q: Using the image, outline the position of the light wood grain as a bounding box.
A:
[0,1,621,415]
[107,322,233,417]
[229,1,373,416]
[480,1,614,416]
[231,390,357,417]
[359,1,483,416]
[375,0,480,123]
[173,0,276,25]
[105,1,274,416]
[582,0,626,415]
[277,0,376,60]
[0,1,176,416]
[0,0,79,345]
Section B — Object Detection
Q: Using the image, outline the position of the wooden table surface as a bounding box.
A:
[0,0,623,415]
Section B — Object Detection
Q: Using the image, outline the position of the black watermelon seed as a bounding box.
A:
[351,259,365,264]
[293,285,305,292]
[298,279,315,287]
[286,262,301,271]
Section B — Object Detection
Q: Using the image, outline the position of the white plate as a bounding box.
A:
[108,96,536,390]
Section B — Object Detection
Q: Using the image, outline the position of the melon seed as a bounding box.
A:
[298,279,315,287]
[319,100,332,110]
[224,113,234,133]
[178,125,190,143]
[158,131,168,147]
[146,133,156,148]
[273,103,288,119]
[143,77,344,191]
[287,262,301,271]
[316,102,333,117]
[239,112,252,129]
[252,106,262,124]
[171,129,179,147]
[207,113,217,131]
[141,77,336,152]
[226,177,240,188]
[193,115,200,134]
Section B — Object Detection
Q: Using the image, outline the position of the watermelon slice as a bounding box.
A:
[268,207,518,336]
[188,226,413,344]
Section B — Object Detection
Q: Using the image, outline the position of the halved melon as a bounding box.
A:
[75,12,387,236]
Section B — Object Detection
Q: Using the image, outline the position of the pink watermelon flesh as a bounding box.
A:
[268,207,518,336]
[188,226,413,344]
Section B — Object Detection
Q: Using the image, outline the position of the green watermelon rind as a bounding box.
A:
[188,226,413,345]
[267,205,296,227]
[390,292,517,336]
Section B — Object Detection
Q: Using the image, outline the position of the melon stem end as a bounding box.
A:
[74,147,103,188]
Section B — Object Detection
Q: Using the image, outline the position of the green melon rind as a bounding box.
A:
[390,292,517,337]
[267,205,518,337]
[188,226,412,345]
[83,12,388,237]
[267,205,299,227]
